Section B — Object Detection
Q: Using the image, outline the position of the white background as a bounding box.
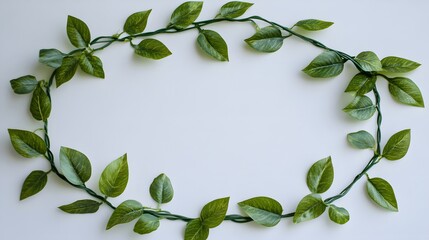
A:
[1,0,428,239]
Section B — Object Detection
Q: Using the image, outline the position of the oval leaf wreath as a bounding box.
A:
[7,1,424,239]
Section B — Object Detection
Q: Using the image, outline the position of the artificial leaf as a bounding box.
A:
[344,73,376,96]
[184,219,209,240]
[355,51,383,72]
[59,146,92,185]
[134,214,160,235]
[343,96,376,120]
[99,154,128,198]
[366,177,398,211]
[295,19,334,31]
[59,199,101,214]
[124,10,152,35]
[10,75,38,94]
[197,29,229,61]
[382,129,411,160]
[135,39,172,60]
[30,84,51,121]
[169,1,203,29]
[347,130,376,149]
[8,129,47,158]
[219,1,253,18]
[20,170,48,200]
[328,205,350,224]
[149,173,174,204]
[67,15,91,48]
[200,197,230,228]
[293,194,326,224]
[55,56,79,87]
[106,200,144,229]
[302,51,344,78]
[238,196,283,227]
[245,26,283,53]
[79,53,105,78]
[306,156,334,194]
[381,56,421,73]
[387,77,424,107]
[39,49,66,68]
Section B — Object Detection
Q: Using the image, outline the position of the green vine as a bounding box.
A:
[7,1,424,239]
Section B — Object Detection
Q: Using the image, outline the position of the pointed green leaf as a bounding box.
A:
[20,170,48,200]
[302,51,344,78]
[59,199,101,214]
[106,200,144,229]
[293,194,326,223]
[124,10,152,35]
[8,129,47,158]
[238,196,283,227]
[79,53,105,78]
[10,75,38,94]
[39,49,66,68]
[59,147,92,185]
[328,205,350,224]
[306,156,334,194]
[219,1,253,18]
[245,26,283,53]
[169,1,203,29]
[295,19,334,31]
[387,77,424,107]
[55,56,79,87]
[347,130,376,149]
[197,29,229,61]
[184,219,209,240]
[30,84,51,121]
[133,214,160,235]
[343,96,376,120]
[344,73,376,96]
[381,56,421,73]
[355,51,383,72]
[366,177,398,211]
[99,154,128,197]
[149,173,174,204]
[135,39,172,60]
[67,15,91,48]
[382,129,411,160]
[200,197,229,228]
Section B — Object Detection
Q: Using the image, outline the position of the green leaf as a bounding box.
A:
[347,130,376,149]
[124,10,152,35]
[55,56,79,87]
[149,173,174,204]
[382,129,411,160]
[30,84,51,121]
[59,147,92,185]
[366,177,398,211]
[244,26,283,53]
[20,170,48,200]
[99,154,128,198]
[79,53,105,78]
[302,51,344,78]
[343,96,376,120]
[344,73,376,96]
[306,156,334,194]
[59,199,101,214]
[387,77,424,107]
[8,129,47,158]
[39,49,66,68]
[133,214,160,235]
[293,194,326,224]
[10,75,38,94]
[238,196,283,227]
[67,15,91,48]
[106,200,144,229]
[197,30,229,61]
[219,1,253,18]
[184,219,209,240]
[295,19,334,31]
[200,197,230,228]
[328,205,350,224]
[169,1,203,29]
[355,51,383,72]
[135,39,172,60]
[381,56,421,73]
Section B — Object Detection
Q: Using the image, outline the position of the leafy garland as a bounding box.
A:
[7,1,424,239]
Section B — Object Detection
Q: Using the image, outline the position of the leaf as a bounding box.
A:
[39,49,66,68]
[135,39,172,60]
[133,214,160,235]
[184,219,209,240]
[219,1,253,18]
[124,10,152,35]
[328,205,350,224]
[295,19,334,31]
[169,1,203,29]
[347,130,376,149]
[381,56,421,73]
[244,26,283,53]
[302,51,344,78]
[382,129,411,160]
[343,96,376,120]
[79,53,105,78]
[67,15,91,48]
[99,154,128,198]
[8,129,47,158]
[149,173,174,204]
[10,75,38,94]
[59,146,92,185]
[197,30,229,61]
[355,51,383,72]
[293,194,326,224]
[366,177,398,211]
[387,77,424,107]
[306,156,334,194]
[20,170,48,200]
[344,73,376,96]
[238,196,283,227]
[30,84,51,121]
[55,56,79,87]
[59,199,101,214]
[200,197,230,228]
[106,200,144,229]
